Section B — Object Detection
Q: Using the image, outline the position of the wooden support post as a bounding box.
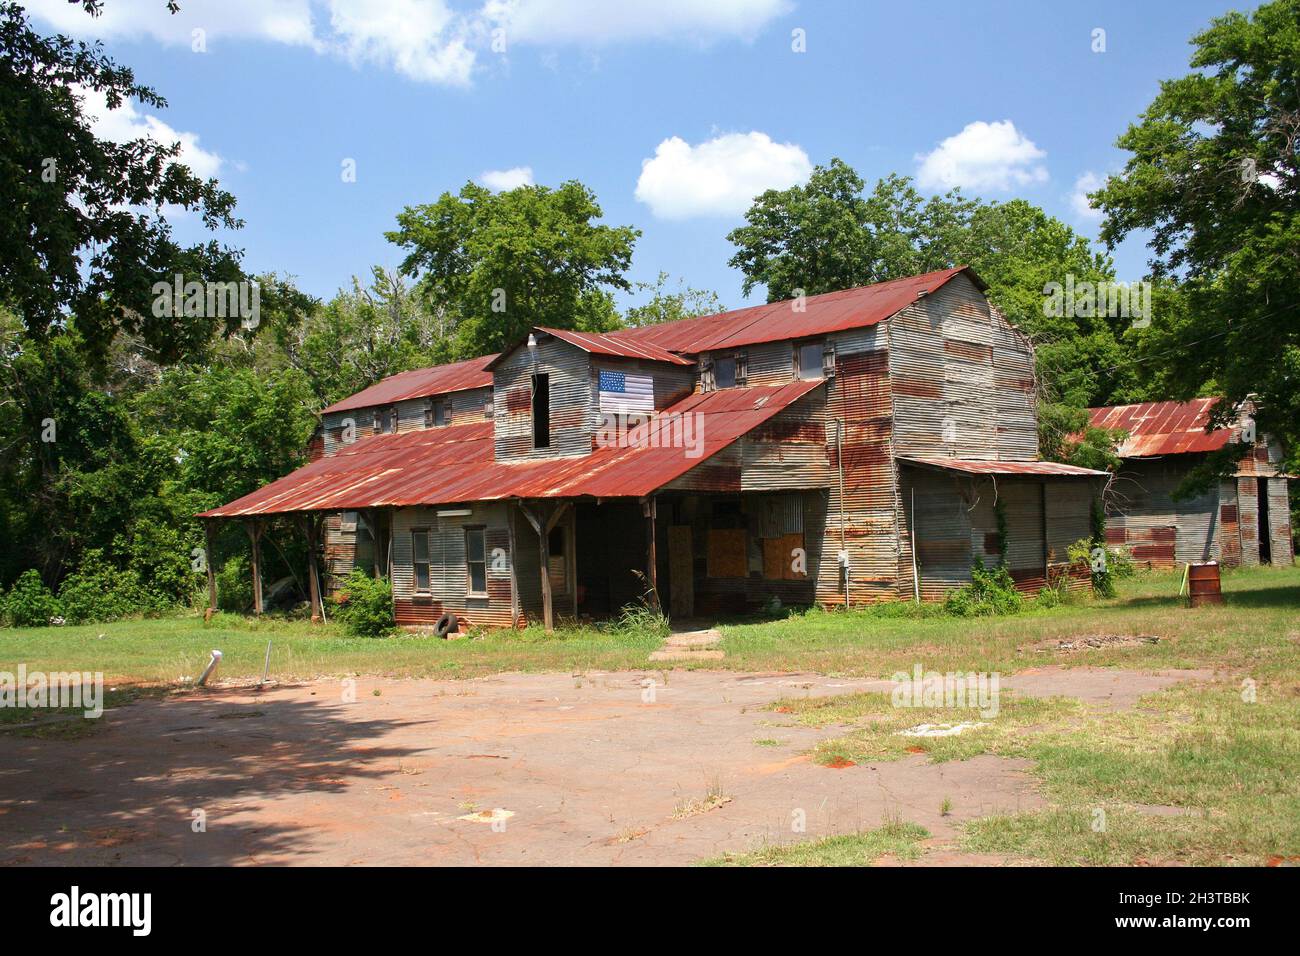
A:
[246,519,264,615]
[301,514,323,623]
[644,496,659,609]
[203,519,218,614]
[519,499,571,632]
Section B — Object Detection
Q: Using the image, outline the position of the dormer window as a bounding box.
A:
[714,355,737,389]
[797,341,825,380]
[425,399,447,428]
[372,407,396,434]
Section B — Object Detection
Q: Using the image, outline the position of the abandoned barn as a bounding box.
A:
[201,266,1109,629]
[1088,399,1294,568]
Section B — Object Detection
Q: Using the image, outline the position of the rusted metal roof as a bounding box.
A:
[320,353,497,414]
[1087,399,1233,457]
[899,457,1108,477]
[511,327,693,366]
[201,380,825,517]
[609,267,980,354]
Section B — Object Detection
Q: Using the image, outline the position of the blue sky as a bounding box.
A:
[28,0,1255,311]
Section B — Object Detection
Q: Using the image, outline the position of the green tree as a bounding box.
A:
[0,1,245,365]
[624,272,723,327]
[1093,0,1300,476]
[387,180,639,357]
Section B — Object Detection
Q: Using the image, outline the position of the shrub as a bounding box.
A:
[333,570,395,637]
[216,555,253,612]
[58,549,156,624]
[944,557,1023,617]
[2,569,62,627]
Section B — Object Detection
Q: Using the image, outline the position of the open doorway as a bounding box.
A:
[1258,479,1272,565]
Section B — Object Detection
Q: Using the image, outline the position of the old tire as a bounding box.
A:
[435,612,460,638]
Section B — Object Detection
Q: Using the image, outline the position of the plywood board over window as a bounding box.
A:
[762,533,806,580]
[707,528,748,578]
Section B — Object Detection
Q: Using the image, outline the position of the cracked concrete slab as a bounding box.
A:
[0,666,1213,866]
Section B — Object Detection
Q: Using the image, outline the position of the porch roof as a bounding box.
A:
[899,457,1108,477]
[199,379,824,518]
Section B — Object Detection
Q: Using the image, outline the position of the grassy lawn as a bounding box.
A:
[0,564,1295,686]
[751,566,1300,866]
[1,564,1296,865]
[701,821,930,867]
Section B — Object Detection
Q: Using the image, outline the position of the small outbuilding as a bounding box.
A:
[1088,399,1294,568]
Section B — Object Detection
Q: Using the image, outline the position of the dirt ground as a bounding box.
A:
[0,666,1213,866]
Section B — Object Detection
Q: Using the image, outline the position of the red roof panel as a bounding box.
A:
[320,353,497,414]
[201,380,825,517]
[1087,399,1232,457]
[607,267,977,354]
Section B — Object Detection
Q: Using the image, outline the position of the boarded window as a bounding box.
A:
[465,527,487,596]
[706,528,748,578]
[762,533,806,580]
[425,400,447,427]
[484,388,494,419]
[532,373,551,448]
[412,528,430,592]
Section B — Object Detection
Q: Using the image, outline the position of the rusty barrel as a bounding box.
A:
[1187,561,1223,607]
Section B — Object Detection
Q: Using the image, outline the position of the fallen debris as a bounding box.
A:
[896,722,982,738]
[1034,634,1160,653]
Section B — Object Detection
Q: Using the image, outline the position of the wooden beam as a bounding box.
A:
[644,497,659,609]
[302,514,323,623]
[246,519,264,616]
[203,520,218,614]
[518,499,571,632]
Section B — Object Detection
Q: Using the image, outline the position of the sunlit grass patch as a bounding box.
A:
[702,821,930,867]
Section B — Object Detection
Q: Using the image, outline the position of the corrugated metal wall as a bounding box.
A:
[1105,459,1220,567]
[817,332,901,605]
[493,336,592,460]
[888,274,1037,461]
[1266,477,1295,565]
[390,503,516,629]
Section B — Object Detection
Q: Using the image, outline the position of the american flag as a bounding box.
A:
[598,370,654,414]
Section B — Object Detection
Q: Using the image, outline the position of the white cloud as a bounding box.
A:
[76,86,224,180]
[1070,171,1104,220]
[635,132,811,219]
[915,120,1048,192]
[325,0,475,86]
[23,0,316,47]
[479,166,535,191]
[26,0,476,86]
[481,0,791,46]
[26,0,788,86]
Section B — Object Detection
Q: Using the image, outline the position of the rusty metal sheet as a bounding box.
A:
[898,457,1107,477]
[609,267,978,354]
[200,380,825,517]
[1087,399,1233,457]
[321,354,497,414]
[524,327,693,365]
